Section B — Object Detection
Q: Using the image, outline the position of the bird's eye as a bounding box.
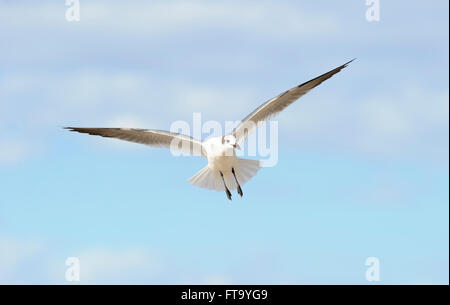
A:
[227,140,230,143]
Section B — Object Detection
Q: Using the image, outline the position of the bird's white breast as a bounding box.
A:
[202,137,237,172]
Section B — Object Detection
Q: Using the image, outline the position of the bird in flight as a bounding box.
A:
[66,60,353,200]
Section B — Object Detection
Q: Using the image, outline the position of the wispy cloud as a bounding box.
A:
[0,237,162,284]
[75,248,161,284]
[0,140,30,165]
[0,237,46,284]
[281,85,449,162]
[0,1,341,38]
[1,69,448,164]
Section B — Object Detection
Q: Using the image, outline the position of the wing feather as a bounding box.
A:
[65,127,205,157]
[232,60,354,142]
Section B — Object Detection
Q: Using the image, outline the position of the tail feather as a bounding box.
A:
[188,158,261,192]
[188,166,225,191]
[235,158,260,186]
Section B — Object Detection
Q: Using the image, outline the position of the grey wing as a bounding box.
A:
[232,59,354,143]
[65,127,206,157]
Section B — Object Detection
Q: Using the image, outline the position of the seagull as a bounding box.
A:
[66,60,353,200]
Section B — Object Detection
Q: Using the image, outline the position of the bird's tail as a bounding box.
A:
[188,158,261,191]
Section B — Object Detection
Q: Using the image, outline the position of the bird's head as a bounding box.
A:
[222,135,240,150]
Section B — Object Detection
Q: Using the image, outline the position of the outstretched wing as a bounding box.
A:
[232,59,354,143]
[65,127,205,157]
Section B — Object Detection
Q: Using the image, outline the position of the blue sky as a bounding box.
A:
[0,0,448,284]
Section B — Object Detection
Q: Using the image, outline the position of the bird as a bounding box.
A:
[65,60,354,200]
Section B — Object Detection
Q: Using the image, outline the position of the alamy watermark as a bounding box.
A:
[365,0,380,22]
[168,113,279,167]
[365,257,380,282]
[65,0,80,22]
[65,257,80,282]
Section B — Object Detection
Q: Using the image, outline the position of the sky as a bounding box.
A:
[0,0,448,284]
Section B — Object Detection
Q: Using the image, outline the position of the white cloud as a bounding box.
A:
[0,140,29,165]
[0,237,45,283]
[0,1,447,165]
[281,85,449,160]
[76,248,161,284]
[0,69,258,155]
[0,237,163,284]
[357,89,449,151]
[106,116,150,129]
[0,1,340,39]
[174,84,256,121]
[1,68,448,164]
[0,236,235,284]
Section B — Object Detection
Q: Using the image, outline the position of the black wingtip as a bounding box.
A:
[63,127,84,133]
[344,58,356,66]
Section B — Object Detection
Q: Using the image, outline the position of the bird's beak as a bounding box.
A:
[233,143,241,150]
